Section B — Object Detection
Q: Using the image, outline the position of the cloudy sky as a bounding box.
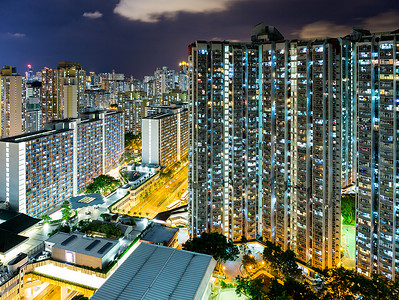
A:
[1,0,399,78]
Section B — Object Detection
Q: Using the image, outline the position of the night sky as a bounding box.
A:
[1,0,399,78]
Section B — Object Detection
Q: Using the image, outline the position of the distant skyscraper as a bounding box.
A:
[41,67,59,125]
[57,61,86,118]
[188,24,356,269]
[25,81,42,133]
[0,66,25,138]
[26,64,34,82]
[178,61,189,91]
[99,71,126,103]
[84,88,111,111]
[143,76,155,98]
[119,91,149,135]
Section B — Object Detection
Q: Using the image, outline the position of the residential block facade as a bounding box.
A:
[188,25,357,270]
[0,110,124,217]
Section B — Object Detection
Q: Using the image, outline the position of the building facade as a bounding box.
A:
[41,67,60,124]
[0,66,25,138]
[25,81,42,133]
[188,25,357,269]
[118,91,149,135]
[142,105,188,169]
[0,111,124,217]
[355,31,399,280]
[57,61,86,118]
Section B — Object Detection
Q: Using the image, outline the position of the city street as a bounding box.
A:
[127,164,188,219]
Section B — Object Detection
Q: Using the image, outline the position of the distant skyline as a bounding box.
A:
[1,0,399,78]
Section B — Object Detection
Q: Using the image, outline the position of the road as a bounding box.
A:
[127,164,188,219]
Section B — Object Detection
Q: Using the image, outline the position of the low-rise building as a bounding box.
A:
[90,242,216,300]
[140,223,179,248]
[0,210,40,263]
[45,232,120,270]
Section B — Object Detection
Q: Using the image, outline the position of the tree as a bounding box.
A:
[319,267,361,300]
[49,224,71,237]
[242,253,258,269]
[182,232,239,263]
[86,174,120,195]
[266,278,289,300]
[61,200,70,209]
[61,200,72,221]
[125,133,142,150]
[263,241,300,278]
[235,275,268,300]
[120,151,133,164]
[284,277,317,300]
[341,194,355,226]
[319,269,399,300]
[71,295,88,300]
[41,214,51,223]
[364,274,399,300]
[80,221,122,238]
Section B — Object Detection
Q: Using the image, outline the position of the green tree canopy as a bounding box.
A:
[341,194,356,226]
[41,214,51,223]
[235,275,268,300]
[263,241,300,278]
[182,232,239,263]
[86,174,120,194]
[71,295,89,300]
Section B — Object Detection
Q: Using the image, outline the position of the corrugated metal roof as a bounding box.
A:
[91,243,216,300]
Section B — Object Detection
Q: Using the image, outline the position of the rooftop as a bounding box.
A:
[0,228,28,254]
[0,213,40,234]
[69,193,104,210]
[0,209,19,223]
[141,223,178,245]
[46,232,119,259]
[143,112,173,120]
[0,128,71,143]
[91,243,216,300]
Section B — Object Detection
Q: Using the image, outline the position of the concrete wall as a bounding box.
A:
[52,248,102,269]
[0,141,26,213]
[142,118,159,165]
[63,85,78,118]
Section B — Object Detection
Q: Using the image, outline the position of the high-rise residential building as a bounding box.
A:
[161,91,187,106]
[154,67,176,97]
[143,76,155,98]
[0,66,25,138]
[188,24,356,269]
[355,31,399,280]
[84,88,111,111]
[178,61,189,91]
[154,67,167,97]
[142,104,188,169]
[103,110,124,172]
[287,37,355,269]
[41,67,60,124]
[118,91,149,135]
[57,61,86,118]
[25,81,42,133]
[99,71,127,103]
[0,127,74,216]
[0,110,124,217]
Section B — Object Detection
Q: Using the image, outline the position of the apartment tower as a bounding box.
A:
[188,24,356,269]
